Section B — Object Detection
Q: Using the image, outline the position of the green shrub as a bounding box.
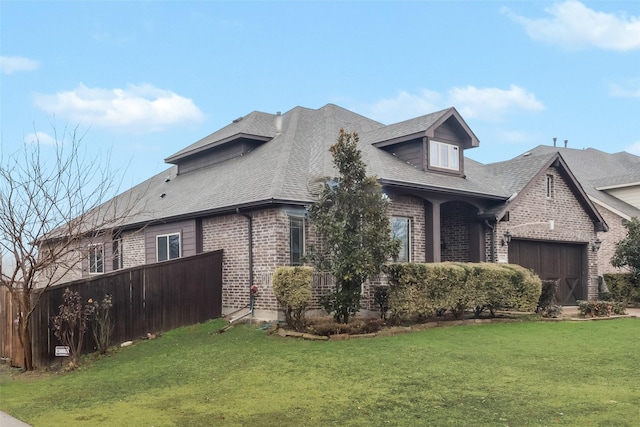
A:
[272,266,313,330]
[373,286,389,320]
[502,264,542,311]
[540,304,563,318]
[537,279,559,312]
[603,273,640,307]
[577,300,627,317]
[463,263,513,317]
[384,262,542,320]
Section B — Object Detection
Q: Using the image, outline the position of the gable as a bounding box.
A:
[372,108,478,177]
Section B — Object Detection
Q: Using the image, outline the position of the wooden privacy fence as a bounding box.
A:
[2,250,222,369]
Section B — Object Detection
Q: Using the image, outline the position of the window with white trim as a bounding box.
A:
[290,216,305,266]
[88,244,104,274]
[157,233,181,262]
[391,217,411,262]
[429,140,459,171]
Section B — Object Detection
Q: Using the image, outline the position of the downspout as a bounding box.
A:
[484,220,496,263]
[236,208,254,319]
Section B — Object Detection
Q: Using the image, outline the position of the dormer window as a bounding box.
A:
[429,140,459,171]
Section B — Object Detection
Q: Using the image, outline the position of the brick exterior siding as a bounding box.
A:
[595,205,630,276]
[494,166,600,299]
[122,230,145,269]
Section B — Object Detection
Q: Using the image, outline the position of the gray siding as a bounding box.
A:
[381,138,424,170]
[145,219,197,263]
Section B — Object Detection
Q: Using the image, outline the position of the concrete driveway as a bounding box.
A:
[1,411,32,427]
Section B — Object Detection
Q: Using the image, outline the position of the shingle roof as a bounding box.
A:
[103,104,501,228]
[517,146,640,219]
[98,104,632,231]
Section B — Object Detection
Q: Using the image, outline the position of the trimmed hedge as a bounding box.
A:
[603,273,640,307]
[383,262,542,321]
[272,266,313,330]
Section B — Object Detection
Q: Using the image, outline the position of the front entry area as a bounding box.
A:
[508,240,586,305]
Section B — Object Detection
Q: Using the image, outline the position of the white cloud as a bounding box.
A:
[365,90,442,124]
[0,55,40,74]
[24,132,56,145]
[609,79,640,98]
[625,141,640,155]
[364,85,543,124]
[33,84,206,133]
[449,85,544,122]
[503,1,640,51]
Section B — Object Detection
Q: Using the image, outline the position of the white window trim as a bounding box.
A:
[156,232,181,262]
[88,243,105,274]
[429,140,460,171]
[391,217,411,263]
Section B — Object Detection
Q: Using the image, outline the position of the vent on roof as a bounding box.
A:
[232,117,243,123]
[275,111,282,134]
[523,152,531,157]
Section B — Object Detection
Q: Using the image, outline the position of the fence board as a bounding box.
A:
[1,250,222,369]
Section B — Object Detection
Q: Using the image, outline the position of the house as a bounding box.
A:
[508,145,640,278]
[53,103,621,319]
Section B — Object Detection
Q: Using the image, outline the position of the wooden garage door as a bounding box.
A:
[508,240,586,305]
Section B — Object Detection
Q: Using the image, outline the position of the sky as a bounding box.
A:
[1,0,640,189]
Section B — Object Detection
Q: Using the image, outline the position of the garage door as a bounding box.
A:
[508,240,586,305]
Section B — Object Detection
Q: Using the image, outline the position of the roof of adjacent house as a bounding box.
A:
[89,103,629,231]
[512,146,640,220]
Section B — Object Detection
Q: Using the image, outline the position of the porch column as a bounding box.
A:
[424,200,442,262]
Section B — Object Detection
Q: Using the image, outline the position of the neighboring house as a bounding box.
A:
[49,104,620,319]
[508,145,640,278]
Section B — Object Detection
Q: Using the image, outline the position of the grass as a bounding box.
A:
[1,318,639,426]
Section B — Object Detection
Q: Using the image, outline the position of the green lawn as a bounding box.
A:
[1,318,639,426]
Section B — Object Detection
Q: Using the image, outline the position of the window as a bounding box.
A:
[157,233,181,262]
[546,174,554,199]
[112,239,123,270]
[429,140,459,171]
[391,217,410,262]
[88,244,104,274]
[290,216,305,266]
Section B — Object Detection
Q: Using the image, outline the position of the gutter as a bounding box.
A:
[236,207,254,319]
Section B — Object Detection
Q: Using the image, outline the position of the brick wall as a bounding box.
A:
[494,166,600,299]
[595,205,630,276]
[441,201,475,262]
[122,230,145,269]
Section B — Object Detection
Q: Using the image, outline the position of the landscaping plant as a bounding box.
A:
[51,288,92,367]
[307,129,399,323]
[89,294,114,354]
[272,266,313,330]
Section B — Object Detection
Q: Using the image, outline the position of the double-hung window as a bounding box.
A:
[88,244,104,274]
[391,217,411,262]
[157,233,181,262]
[429,140,459,171]
[290,216,305,266]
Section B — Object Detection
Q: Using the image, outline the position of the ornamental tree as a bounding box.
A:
[307,129,399,323]
[611,217,640,281]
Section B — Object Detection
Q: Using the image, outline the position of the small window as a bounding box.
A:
[157,233,181,262]
[290,216,305,266]
[546,174,554,199]
[391,217,411,262]
[88,244,104,274]
[112,239,123,270]
[429,141,459,171]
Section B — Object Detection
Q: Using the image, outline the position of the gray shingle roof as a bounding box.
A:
[100,104,634,231]
[519,146,640,219]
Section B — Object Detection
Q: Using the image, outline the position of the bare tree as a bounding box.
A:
[0,126,143,370]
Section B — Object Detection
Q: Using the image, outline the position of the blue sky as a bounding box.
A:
[2,1,639,188]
